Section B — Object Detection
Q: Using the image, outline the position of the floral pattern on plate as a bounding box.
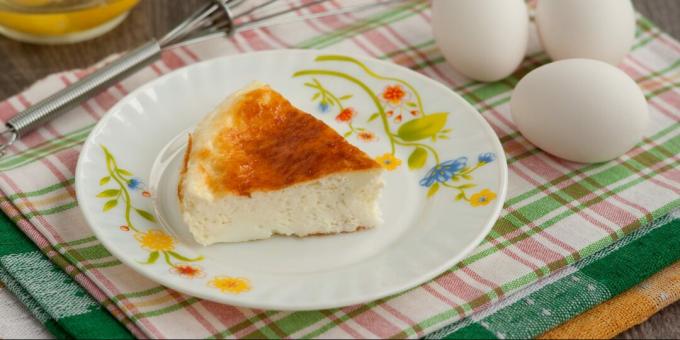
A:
[294,55,497,206]
[97,145,250,293]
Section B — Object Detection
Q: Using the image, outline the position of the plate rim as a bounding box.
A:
[75,49,508,311]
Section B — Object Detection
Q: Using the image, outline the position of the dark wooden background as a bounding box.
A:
[0,0,678,338]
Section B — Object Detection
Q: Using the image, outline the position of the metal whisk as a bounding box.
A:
[0,0,417,157]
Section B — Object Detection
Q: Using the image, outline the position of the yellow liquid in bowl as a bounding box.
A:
[0,0,139,37]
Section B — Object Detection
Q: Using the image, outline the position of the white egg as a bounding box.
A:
[536,0,636,65]
[510,59,648,163]
[432,0,528,82]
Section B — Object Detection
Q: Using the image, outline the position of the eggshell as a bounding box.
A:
[432,0,528,82]
[536,0,636,65]
[510,59,648,163]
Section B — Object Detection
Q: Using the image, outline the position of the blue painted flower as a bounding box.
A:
[419,157,467,187]
[318,101,330,113]
[478,152,496,164]
[127,178,143,190]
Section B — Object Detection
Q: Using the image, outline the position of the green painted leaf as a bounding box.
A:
[116,168,133,177]
[356,127,365,131]
[368,113,380,122]
[99,176,110,186]
[406,102,417,108]
[427,183,439,198]
[457,183,477,189]
[462,174,473,180]
[168,251,203,262]
[397,113,448,141]
[439,135,450,140]
[451,175,461,182]
[135,208,156,222]
[408,147,428,170]
[103,199,118,212]
[97,189,120,198]
[141,251,159,264]
[343,131,353,138]
[455,192,465,201]
[339,94,353,101]
[441,128,452,133]
[312,92,320,101]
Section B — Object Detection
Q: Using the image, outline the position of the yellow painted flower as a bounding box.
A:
[375,153,402,171]
[135,229,175,252]
[209,276,251,294]
[469,189,497,207]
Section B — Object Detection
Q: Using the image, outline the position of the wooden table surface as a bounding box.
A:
[0,0,678,338]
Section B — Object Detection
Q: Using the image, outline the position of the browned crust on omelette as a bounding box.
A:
[185,86,381,197]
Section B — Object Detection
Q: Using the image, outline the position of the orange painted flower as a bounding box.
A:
[209,276,251,294]
[171,264,205,279]
[469,189,497,207]
[394,114,403,123]
[357,131,377,142]
[382,84,407,106]
[142,191,151,198]
[375,153,402,171]
[335,107,357,123]
[135,229,175,252]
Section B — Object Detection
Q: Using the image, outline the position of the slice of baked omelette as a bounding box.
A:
[179,82,384,245]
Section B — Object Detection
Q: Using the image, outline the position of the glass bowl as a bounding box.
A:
[0,0,140,44]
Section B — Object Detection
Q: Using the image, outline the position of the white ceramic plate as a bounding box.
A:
[76,50,507,311]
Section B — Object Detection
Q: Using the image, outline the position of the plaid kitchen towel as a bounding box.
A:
[0,0,678,338]
[540,257,680,339]
[3,209,677,340]
[0,205,134,338]
[428,208,680,339]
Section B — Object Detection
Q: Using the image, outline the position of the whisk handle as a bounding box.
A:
[7,40,161,137]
